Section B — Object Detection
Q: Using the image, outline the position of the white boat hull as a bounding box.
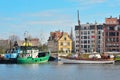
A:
[59,58,114,64]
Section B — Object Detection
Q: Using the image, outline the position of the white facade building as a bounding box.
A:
[75,23,104,54]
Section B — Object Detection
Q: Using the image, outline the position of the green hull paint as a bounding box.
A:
[16,46,50,64]
[17,55,50,64]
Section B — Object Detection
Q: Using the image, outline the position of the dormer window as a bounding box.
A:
[64,37,66,40]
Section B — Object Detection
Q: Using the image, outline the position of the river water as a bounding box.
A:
[0,62,120,80]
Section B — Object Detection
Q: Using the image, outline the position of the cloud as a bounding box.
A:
[0,9,76,28]
[85,0,106,4]
[27,19,74,27]
[21,9,76,27]
[0,17,16,21]
[107,0,120,7]
[22,10,60,17]
[68,0,106,5]
[0,9,75,41]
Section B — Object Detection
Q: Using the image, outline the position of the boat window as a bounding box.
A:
[38,52,49,57]
[38,53,46,57]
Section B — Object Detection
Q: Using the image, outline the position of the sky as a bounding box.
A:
[0,0,120,43]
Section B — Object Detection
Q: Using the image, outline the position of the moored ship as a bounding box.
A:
[58,53,114,64]
[17,46,50,64]
[0,37,50,64]
[17,38,50,64]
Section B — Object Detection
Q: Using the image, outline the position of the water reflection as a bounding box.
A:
[0,63,120,80]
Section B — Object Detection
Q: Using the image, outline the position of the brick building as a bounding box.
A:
[104,16,120,53]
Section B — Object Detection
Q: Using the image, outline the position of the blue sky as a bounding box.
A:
[0,0,120,43]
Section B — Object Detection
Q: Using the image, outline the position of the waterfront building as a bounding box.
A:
[47,31,62,52]
[48,31,72,53]
[75,10,104,54]
[58,32,72,53]
[75,23,104,54]
[104,16,120,53]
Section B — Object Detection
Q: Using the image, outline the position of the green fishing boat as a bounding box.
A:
[17,38,50,64]
[17,49,50,64]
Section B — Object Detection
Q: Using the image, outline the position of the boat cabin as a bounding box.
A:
[38,52,50,57]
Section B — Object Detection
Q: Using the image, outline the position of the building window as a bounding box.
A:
[81,41,84,43]
[118,26,120,30]
[76,31,79,34]
[84,45,87,48]
[106,32,108,36]
[76,50,79,52]
[64,37,66,40]
[98,31,101,34]
[117,32,119,36]
[117,38,119,42]
[91,31,94,33]
[84,40,87,44]
[84,36,87,39]
[98,40,100,43]
[91,40,94,43]
[76,45,79,47]
[88,40,90,43]
[81,36,84,39]
[81,32,83,34]
[84,31,87,35]
[109,32,116,36]
[63,42,67,46]
[98,45,100,48]
[98,36,101,39]
[109,27,114,30]
[76,41,79,43]
[76,36,79,38]
[88,31,90,34]
[81,45,83,48]
[67,42,70,46]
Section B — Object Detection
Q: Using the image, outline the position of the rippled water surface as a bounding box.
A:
[0,62,120,80]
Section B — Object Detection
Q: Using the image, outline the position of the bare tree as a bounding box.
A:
[39,32,45,45]
[0,40,9,54]
[39,32,48,51]
[9,34,20,48]
[24,31,32,41]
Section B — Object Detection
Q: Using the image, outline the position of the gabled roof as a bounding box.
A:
[58,32,72,41]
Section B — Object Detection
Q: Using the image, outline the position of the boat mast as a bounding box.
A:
[78,10,80,27]
[94,21,97,52]
[77,10,81,54]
